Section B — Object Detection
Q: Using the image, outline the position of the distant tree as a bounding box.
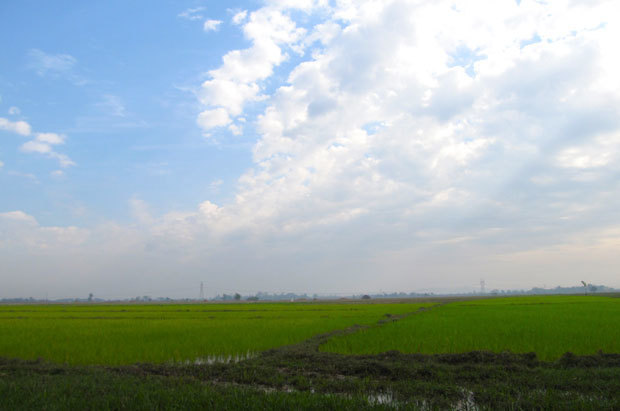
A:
[88,293,93,302]
[246,296,259,301]
[361,295,371,300]
[234,293,241,301]
[589,284,597,293]
[581,281,587,295]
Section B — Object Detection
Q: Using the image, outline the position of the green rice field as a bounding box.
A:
[321,296,620,360]
[1,296,618,366]
[1,296,619,408]
[0,302,429,365]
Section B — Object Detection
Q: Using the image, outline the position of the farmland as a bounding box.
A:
[0,302,430,365]
[1,295,619,409]
[322,296,620,360]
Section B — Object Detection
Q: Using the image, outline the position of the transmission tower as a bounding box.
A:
[480,279,486,294]
[199,282,205,300]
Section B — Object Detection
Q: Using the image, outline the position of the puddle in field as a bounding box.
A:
[179,351,256,365]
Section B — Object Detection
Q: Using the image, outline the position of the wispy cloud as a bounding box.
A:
[178,7,206,21]
[7,170,38,183]
[27,49,86,85]
[20,132,76,168]
[96,94,127,117]
[28,49,75,75]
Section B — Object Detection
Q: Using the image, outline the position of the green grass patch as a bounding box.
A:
[0,369,386,410]
[321,296,620,360]
[0,302,430,365]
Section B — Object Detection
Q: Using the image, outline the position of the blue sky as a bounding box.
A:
[1,1,256,225]
[2,0,620,299]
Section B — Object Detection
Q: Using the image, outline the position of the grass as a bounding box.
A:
[0,369,386,411]
[2,335,619,409]
[0,302,430,365]
[321,296,620,360]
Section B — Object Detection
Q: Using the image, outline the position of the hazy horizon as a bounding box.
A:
[2,1,620,300]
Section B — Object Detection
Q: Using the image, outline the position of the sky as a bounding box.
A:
[1,0,620,300]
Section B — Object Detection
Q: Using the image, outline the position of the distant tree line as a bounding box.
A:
[2,284,617,304]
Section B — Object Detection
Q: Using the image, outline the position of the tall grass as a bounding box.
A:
[0,302,429,365]
[321,296,620,360]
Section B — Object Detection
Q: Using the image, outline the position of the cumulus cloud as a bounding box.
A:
[0,117,32,136]
[196,7,307,133]
[8,106,21,116]
[188,0,620,291]
[197,108,231,130]
[4,0,620,298]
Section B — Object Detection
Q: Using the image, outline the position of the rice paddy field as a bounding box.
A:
[321,295,620,360]
[0,301,429,365]
[1,295,619,409]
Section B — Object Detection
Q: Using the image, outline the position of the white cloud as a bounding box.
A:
[4,0,620,298]
[21,140,52,154]
[197,108,231,129]
[8,106,20,116]
[130,197,154,226]
[0,117,32,136]
[1,107,76,169]
[0,211,89,253]
[28,49,77,77]
[35,132,65,145]
[20,132,75,168]
[188,0,620,291]
[178,7,206,21]
[96,94,127,117]
[49,152,76,168]
[196,7,306,133]
[0,210,38,225]
[0,160,4,168]
[7,170,38,182]
[228,123,243,135]
[203,19,222,32]
[209,179,224,191]
[232,10,248,25]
